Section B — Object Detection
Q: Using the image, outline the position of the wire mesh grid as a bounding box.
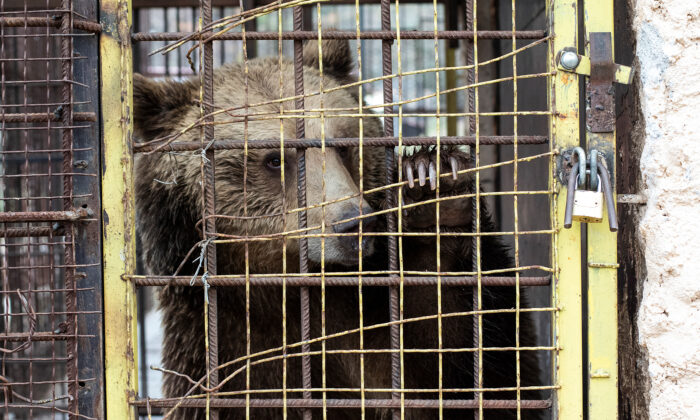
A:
[0,1,102,419]
[129,0,556,419]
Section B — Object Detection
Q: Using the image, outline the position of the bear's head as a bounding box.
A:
[133,39,386,275]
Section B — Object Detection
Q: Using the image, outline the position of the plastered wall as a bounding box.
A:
[633,1,700,418]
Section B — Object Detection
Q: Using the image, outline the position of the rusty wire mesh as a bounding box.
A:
[129,0,556,419]
[0,1,102,419]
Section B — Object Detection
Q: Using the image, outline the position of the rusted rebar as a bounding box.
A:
[380,1,401,417]
[128,275,550,288]
[0,17,101,33]
[201,1,220,417]
[132,30,546,42]
[132,397,552,409]
[0,209,90,223]
[0,112,96,123]
[292,5,313,419]
[134,135,548,153]
[0,226,62,238]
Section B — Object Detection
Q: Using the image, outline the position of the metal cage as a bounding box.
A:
[0,0,620,418]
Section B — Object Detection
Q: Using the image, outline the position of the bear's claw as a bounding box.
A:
[400,146,473,229]
[402,146,465,191]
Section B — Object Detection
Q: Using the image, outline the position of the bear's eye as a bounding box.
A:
[265,155,282,170]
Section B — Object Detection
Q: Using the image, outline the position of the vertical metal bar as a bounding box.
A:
[22,7,33,419]
[278,3,289,417]
[0,11,6,420]
[354,2,366,417]
[73,0,104,416]
[430,1,443,418]
[1,3,10,416]
[549,0,584,417]
[237,0,252,416]
[101,0,138,418]
[60,1,79,415]
[466,0,481,418]
[510,1,521,418]
[465,0,476,136]
[314,7,328,417]
[379,1,400,418]
[163,7,170,77]
[584,0,618,417]
[200,0,220,418]
[293,5,313,420]
[393,2,405,417]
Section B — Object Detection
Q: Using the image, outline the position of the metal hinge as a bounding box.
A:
[556,32,634,133]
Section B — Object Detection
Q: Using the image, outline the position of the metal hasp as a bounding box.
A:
[587,32,616,132]
[556,33,634,133]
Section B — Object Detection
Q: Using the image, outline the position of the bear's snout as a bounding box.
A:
[332,206,377,254]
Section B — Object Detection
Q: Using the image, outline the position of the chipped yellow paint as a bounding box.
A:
[549,0,584,418]
[101,0,138,418]
[585,0,619,417]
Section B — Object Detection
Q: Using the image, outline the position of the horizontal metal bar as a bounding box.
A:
[0,147,93,155]
[132,30,546,42]
[0,332,90,342]
[134,135,548,153]
[0,226,63,238]
[0,17,101,33]
[128,275,551,287]
[132,397,552,409]
[0,112,96,123]
[0,208,90,223]
[133,0,449,6]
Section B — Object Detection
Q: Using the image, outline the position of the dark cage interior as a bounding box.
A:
[130,0,554,419]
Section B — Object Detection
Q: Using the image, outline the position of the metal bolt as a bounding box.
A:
[560,51,580,70]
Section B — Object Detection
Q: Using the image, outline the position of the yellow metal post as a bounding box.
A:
[584,0,619,418]
[549,0,584,418]
[101,0,138,418]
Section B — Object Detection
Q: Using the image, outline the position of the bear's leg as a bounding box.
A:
[159,286,210,420]
[397,146,546,420]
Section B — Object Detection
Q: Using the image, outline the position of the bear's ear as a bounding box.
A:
[302,37,354,80]
[132,73,197,140]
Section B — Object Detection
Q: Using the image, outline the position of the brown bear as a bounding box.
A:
[134,39,544,420]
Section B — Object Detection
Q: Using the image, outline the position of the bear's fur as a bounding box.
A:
[134,39,544,420]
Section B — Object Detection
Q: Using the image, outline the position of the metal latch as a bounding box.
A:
[556,32,634,133]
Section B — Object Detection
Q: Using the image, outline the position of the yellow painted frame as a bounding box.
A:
[101,0,138,418]
[584,0,619,418]
[94,0,619,417]
[548,0,584,418]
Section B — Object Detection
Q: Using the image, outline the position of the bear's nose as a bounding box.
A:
[332,206,377,235]
[332,206,378,255]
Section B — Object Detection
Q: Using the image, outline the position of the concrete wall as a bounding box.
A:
[632,1,700,419]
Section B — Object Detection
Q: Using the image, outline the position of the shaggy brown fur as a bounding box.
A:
[134,39,544,420]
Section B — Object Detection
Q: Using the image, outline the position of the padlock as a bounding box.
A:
[572,175,603,223]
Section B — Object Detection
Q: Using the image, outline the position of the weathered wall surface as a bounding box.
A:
[633,1,700,419]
